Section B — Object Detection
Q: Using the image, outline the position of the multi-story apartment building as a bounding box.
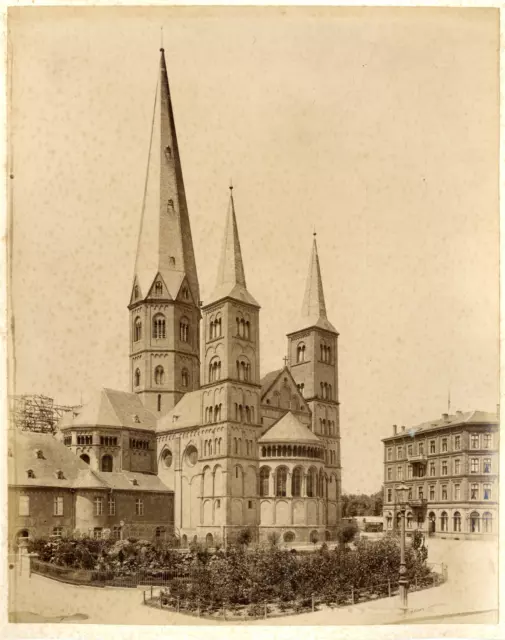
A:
[382,410,499,539]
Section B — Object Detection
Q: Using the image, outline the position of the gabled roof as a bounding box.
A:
[98,471,170,492]
[132,49,200,303]
[260,369,283,397]
[258,411,321,445]
[383,410,499,442]
[156,389,203,432]
[63,388,157,432]
[205,188,259,308]
[260,366,309,412]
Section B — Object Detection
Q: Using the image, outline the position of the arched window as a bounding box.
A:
[155,281,163,296]
[134,368,141,387]
[297,343,306,363]
[153,314,166,339]
[440,511,448,532]
[209,358,221,383]
[101,455,113,472]
[307,468,317,497]
[245,406,251,423]
[483,512,493,533]
[276,468,288,497]
[245,321,250,339]
[327,347,331,364]
[292,468,302,497]
[260,467,270,496]
[328,385,332,400]
[134,317,142,342]
[240,319,245,337]
[236,318,240,336]
[320,382,324,398]
[470,511,480,533]
[181,369,189,388]
[180,317,189,342]
[406,512,413,529]
[453,511,461,532]
[154,365,165,385]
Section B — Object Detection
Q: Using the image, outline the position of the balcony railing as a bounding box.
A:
[408,498,428,508]
[407,453,427,463]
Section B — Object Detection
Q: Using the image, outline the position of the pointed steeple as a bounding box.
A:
[297,235,337,333]
[207,186,259,307]
[132,48,200,304]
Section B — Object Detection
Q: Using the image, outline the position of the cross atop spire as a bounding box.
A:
[293,236,337,334]
[132,48,200,304]
[205,187,259,307]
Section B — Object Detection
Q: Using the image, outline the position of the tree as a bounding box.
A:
[236,527,253,547]
[341,487,384,517]
[336,522,358,548]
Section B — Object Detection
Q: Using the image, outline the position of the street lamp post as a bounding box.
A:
[395,483,410,613]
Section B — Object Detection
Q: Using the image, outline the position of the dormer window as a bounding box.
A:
[172,415,179,423]
[132,478,139,486]
[27,469,35,479]
[167,199,174,213]
[164,145,172,159]
[35,450,44,459]
[133,414,140,423]
[56,470,65,480]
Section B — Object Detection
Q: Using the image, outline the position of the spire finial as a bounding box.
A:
[160,26,164,52]
[229,178,233,192]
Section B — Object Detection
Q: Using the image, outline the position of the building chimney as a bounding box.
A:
[442,413,449,420]
[393,425,397,435]
[456,410,463,416]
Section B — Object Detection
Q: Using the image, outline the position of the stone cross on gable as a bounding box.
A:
[283,356,289,367]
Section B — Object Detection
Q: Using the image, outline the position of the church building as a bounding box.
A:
[56,48,342,546]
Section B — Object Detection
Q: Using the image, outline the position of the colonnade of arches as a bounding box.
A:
[261,444,324,460]
[258,465,337,499]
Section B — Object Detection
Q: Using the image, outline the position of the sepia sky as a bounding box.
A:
[8,6,499,493]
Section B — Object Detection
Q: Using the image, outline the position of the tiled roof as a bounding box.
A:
[383,410,499,442]
[156,390,203,432]
[8,430,171,493]
[7,430,107,489]
[260,369,283,398]
[258,411,321,445]
[61,388,157,432]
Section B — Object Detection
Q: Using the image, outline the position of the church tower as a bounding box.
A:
[129,49,201,416]
[287,236,341,524]
[200,187,262,538]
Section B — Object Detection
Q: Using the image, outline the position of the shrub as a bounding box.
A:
[236,527,253,547]
[337,523,359,547]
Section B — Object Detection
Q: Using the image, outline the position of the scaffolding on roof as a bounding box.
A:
[9,394,80,435]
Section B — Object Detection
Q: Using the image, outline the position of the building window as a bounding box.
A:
[133,285,139,299]
[386,515,392,529]
[135,499,144,516]
[407,445,413,456]
[134,317,142,342]
[470,511,480,533]
[429,462,435,477]
[93,527,103,540]
[407,465,412,479]
[483,434,492,449]
[406,512,413,529]
[307,468,317,498]
[180,318,189,342]
[19,496,29,516]
[292,468,302,497]
[418,442,424,455]
[484,484,492,500]
[154,365,165,385]
[387,488,392,503]
[108,496,116,515]
[441,485,447,500]
[155,281,163,295]
[101,455,113,472]
[454,484,461,500]
[418,486,424,500]
[397,466,403,481]
[112,526,121,540]
[408,487,413,500]
[470,483,478,500]
[441,438,448,452]
[27,469,35,479]
[483,458,491,473]
[454,459,461,474]
[429,486,435,500]
[483,512,493,533]
[296,343,306,363]
[53,496,64,516]
[454,435,461,450]
[259,467,270,497]
[157,394,161,412]
[441,461,448,476]
[94,497,103,516]
[453,511,461,532]
[440,511,448,532]
[471,434,479,449]
[429,440,435,454]
[397,446,403,459]
[181,369,189,388]
[387,448,393,461]
[152,314,166,339]
[276,468,288,497]
[470,458,479,474]
[209,358,222,383]
[134,368,141,387]
[387,467,392,481]
[53,527,63,538]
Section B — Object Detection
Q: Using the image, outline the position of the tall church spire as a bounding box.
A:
[297,235,337,333]
[132,48,200,304]
[207,187,259,307]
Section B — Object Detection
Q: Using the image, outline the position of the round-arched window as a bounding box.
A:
[161,449,173,469]
[283,531,295,543]
[186,445,198,466]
